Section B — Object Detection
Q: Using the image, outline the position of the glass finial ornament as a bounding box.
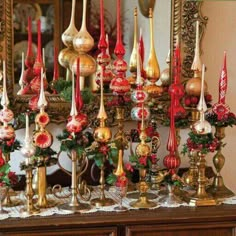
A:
[185,21,208,97]
[128,7,138,87]
[212,52,230,120]
[50,47,59,94]
[160,50,171,87]
[168,40,185,119]
[95,0,113,87]
[110,0,130,95]
[73,0,94,53]
[61,0,78,49]
[0,61,14,138]
[0,61,19,208]
[191,64,211,135]
[17,52,25,95]
[22,17,34,94]
[71,0,96,78]
[159,92,183,206]
[30,20,48,94]
[144,8,163,96]
[131,42,150,121]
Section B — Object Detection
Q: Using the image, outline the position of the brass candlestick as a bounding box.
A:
[113,106,128,177]
[57,150,91,212]
[21,113,40,216]
[182,150,199,189]
[189,151,217,206]
[207,126,234,199]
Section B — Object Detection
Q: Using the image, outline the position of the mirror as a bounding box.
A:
[0,0,206,123]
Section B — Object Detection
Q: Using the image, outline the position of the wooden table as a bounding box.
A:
[1,204,236,236]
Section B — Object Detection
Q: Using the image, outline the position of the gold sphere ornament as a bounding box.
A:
[185,75,208,97]
[160,68,170,86]
[94,126,112,143]
[58,48,78,69]
[70,53,96,77]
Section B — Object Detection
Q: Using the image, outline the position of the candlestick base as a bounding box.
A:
[3,194,22,207]
[90,197,115,207]
[20,206,40,216]
[189,195,218,207]
[127,192,157,200]
[130,196,157,208]
[58,202,91,213]
[207,176,235,199]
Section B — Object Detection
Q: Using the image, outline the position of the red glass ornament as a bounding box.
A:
[33,20,44,76]
[75,57,83,112]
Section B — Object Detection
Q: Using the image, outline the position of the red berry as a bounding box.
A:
[184,97,191,106]
[191,96,199,105]
[205,94,212,102]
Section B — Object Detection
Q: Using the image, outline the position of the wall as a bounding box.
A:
[201,1,236,193]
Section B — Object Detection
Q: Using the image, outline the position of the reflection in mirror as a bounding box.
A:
[0,0,204,123]
[13,0,60,95]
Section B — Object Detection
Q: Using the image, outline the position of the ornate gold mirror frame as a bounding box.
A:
[0,0,207,124]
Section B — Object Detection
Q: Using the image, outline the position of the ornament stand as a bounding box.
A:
[188,65,217,206]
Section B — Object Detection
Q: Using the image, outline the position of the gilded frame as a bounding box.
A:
[0,0,207,124]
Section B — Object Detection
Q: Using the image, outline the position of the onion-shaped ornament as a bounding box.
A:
[34,130,52,149]
[71,54,96,77]
[110,77,130,95]
[0,108,14,123]
[131,89,148,104]
[35,112,50,128]
[0,126,15,140]
[131,106,150,121]
[66,116,82,134]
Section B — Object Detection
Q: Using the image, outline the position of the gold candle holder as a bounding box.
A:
[182,150,199,189]
[21,168,40,215]
[130,168,156,208]
[113,106,128,176]
[57,150,91,212]
[207,126,234,199]
[189,151,217,206]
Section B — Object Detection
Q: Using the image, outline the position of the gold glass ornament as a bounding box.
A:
[73,0,94,53]
[138,0,156,17]
[129,7,138,74]
[61,0,78,48]
[145,8,160,95]
[70,53,96,78]
[160,51,171,86]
